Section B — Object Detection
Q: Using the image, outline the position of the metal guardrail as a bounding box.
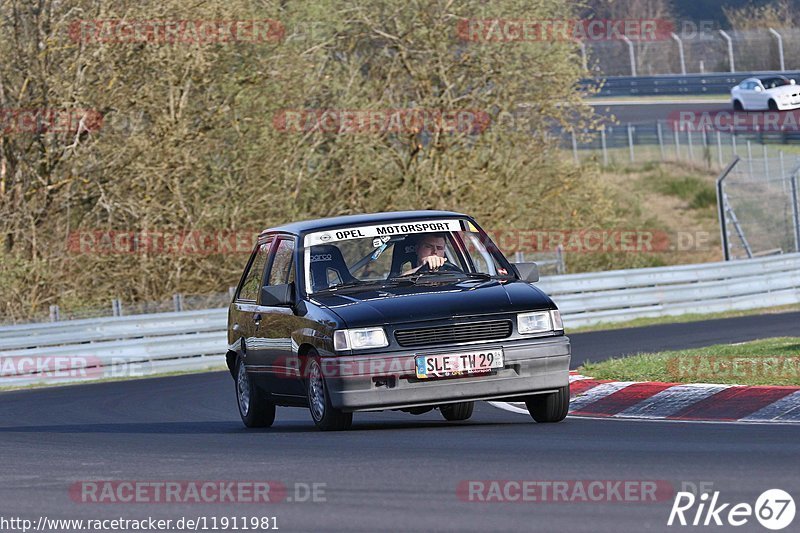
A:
[2,253,799,385]
[586,71,800,97]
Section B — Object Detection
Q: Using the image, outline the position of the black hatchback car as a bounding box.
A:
[226,210,570,430]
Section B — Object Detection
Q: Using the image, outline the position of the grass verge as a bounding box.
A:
[579,337,800,386]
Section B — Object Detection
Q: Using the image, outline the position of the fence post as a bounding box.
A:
[555,245,565,275]
[657,122,665,161]
[780,151,787,193]
[731,134,737,156]
[746,141,753,177]
[49,305,60,322]
[763,144,769,177]
[671,33,686,75]
[577,40,588,71]
[514,250,524,263]
[716,131,723,167]
[719,30,735,73]
[716,157,741,261]
[627,124,635,162]
[687,130,694,161]
[768,28,785,71]
[674,128,680,159]
[621,35,636,76]
[229,286,237,300]
[601,127,608,166]
[791,172,800,253]
[571,131,579,165]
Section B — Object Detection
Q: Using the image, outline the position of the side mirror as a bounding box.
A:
[260,283,295,307]
[513,262,539,283]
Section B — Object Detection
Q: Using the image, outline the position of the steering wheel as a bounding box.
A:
[417,260,463,273]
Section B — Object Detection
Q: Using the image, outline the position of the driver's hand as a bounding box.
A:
[422,255,446,270]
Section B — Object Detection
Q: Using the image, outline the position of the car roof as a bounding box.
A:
[262,210,469,236]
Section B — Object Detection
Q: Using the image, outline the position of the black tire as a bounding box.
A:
[733,100,743,111]
[235,356,276,428]
[440,401,475,421]
[768,99,779,111]
[305,356,352,431]
[524,385,569,423]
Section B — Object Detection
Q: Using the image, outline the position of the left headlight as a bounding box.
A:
[517,310,563,334]
[333,327,389,351]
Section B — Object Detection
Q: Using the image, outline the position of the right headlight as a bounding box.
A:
[517,310,563,334]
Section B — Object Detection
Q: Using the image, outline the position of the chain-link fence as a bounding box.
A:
[586,28,800,77]
[719,156,800,260]
[564,120,800,172]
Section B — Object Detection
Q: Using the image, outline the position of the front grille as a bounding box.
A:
[394,320,512,348]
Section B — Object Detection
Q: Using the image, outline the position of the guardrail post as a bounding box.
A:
[657,122,665,160]
[719,30,735,73]
[555,245,565,275]
[768,28,785,71]
[790,171,800,253]
[621,35,636,76]
[173,293,184,312]
[571,131,579,164]
[600,127,608,166]
[111,299,122,317]
[670,33,686,75]
[627,124,635,162]
[716,157,741,261]
[49,305,60,322]
[228,286,237,300]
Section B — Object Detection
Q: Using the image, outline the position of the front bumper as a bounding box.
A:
[322,335,570,411]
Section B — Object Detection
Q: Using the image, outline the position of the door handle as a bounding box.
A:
[253,313,262,327]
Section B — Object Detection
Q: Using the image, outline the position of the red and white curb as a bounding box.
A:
[491,372,800,424]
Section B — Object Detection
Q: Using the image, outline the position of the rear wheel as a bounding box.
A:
[306,356,352,431]
[525,385,569,423]
[769,99,779,111]
[733,100,743,111]
[440,401,474,421]
[235,356,276,428]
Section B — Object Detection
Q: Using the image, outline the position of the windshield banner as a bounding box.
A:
[303,219,473,247]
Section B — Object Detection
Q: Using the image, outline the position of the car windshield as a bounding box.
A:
[760,77,790,89]
[301,218,512,293]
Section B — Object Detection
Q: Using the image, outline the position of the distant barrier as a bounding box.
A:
[586,71,800,97]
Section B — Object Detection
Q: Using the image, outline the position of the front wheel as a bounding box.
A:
[306,357,352,431]
[733,99,743,111]
[235,356,276,428]
[768,99,779,111]
[524,385,569,423]
[440,401,474,421]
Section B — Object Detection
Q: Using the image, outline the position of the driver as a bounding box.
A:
[402,233,447,275]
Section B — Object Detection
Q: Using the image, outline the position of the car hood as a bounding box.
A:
[766,85,800,96]
[311,279,555,328]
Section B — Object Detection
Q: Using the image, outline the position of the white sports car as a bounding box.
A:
[731,75,800,111]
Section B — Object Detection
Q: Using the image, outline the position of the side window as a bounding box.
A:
[238,241,272,301]
[268,239,295,286]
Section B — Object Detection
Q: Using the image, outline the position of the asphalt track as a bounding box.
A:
[590,101,727,124]
[1,312,799,532]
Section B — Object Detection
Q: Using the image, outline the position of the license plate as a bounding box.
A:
[415,349,504,379]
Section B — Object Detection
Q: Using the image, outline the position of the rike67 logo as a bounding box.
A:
[668,489,795,530]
